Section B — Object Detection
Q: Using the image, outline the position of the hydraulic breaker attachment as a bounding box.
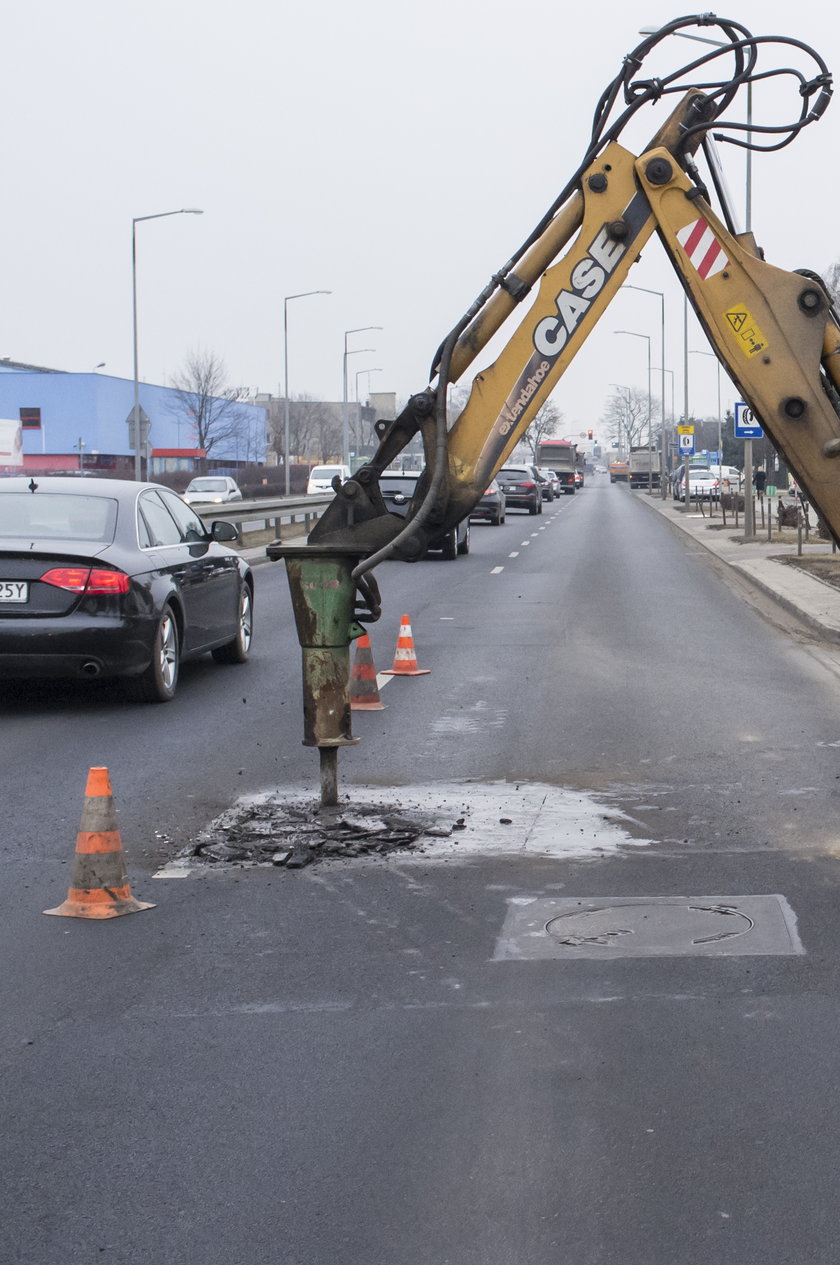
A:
[277,545,372,805]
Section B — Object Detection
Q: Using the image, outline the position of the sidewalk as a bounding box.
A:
[636,488,840,639]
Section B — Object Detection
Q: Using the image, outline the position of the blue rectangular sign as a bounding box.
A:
[734,401,764,439]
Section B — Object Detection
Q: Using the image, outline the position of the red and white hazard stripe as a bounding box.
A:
[676,217,729,280]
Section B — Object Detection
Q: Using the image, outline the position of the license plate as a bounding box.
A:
[0,581,28,603]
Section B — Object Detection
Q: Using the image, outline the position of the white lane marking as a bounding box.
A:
[521,540,530,546]
[490,566,504,574]
[509,551,519,557]
[530,532,539,537]
[440,616,455,620]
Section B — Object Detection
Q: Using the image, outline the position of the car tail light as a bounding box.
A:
[41,567,130,594]
[521,481,535,488]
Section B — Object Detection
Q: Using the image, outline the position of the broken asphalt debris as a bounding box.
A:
[191,797,457,870]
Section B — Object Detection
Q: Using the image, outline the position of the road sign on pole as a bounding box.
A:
[734,401,763,439]
[677,425,695,455]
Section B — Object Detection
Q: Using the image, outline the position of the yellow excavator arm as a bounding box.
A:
[308,14,836,574]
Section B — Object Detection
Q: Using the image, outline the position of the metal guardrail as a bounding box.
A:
[194,493,333,545]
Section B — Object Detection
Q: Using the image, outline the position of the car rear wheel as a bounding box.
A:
[212,583,253,664]
[129,604,180,703]
[441,528,458,560]
[457,523,470,555]
[528,498,539,515]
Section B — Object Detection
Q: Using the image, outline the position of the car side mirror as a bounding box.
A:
[211,520,239,542]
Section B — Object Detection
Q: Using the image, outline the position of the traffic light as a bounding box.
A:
[587,429,593,440]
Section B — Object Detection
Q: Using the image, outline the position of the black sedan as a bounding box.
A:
[379,472,470,558]
[0,476,253,702]
[469,478,507,526]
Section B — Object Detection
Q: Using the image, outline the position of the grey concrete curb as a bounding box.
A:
[633,487,840,642]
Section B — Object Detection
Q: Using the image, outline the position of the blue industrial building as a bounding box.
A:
[0,360,267,476]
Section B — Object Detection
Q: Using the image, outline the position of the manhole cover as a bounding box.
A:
[494,895,804,960]
[545,902,753,950]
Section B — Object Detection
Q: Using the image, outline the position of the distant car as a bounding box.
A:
[536,468,558,500]
[379,472,470,558]
[306,464,351,495]
[470,478,506,526]
[713,465,743,489]
[183,476,243,506]
[496,465,543,514]
[673,468,720,502]
[0,476,253,702]
[574,468,584,488]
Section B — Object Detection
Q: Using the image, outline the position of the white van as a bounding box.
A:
[712,465,743,489]
[306,464,351,495]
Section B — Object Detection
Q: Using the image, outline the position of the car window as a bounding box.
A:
[498,469,530,479]
[187,478,227,492]
[160,490,209,542]
[137,509,154,549]
[0,492,117,542]
[311,466,344,480]
[381,476,419,490]
[138,491,184,548]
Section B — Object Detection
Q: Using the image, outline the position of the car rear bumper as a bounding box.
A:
[0,615,154,679]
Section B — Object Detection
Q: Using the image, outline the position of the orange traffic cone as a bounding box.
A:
[44,768,155,920]
[382,615,431,677]
[350,634,386,710]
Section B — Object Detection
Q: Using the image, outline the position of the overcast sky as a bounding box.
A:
[4,0,838,436]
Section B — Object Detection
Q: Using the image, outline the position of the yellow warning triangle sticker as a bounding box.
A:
[727,311,747,332]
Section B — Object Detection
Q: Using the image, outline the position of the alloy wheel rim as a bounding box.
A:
[160,613,177,689]
[240,590,252,651]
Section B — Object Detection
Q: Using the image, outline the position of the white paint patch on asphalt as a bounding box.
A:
[490,566,504,574]
[152,859,193,879]
[509,552,519,557]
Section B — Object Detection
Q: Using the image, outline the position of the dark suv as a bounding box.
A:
[495,465,543,514]
[379,471,470,558]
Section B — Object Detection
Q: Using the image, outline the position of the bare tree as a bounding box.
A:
[168,349,252,459]
[600,386,657,450]
[270,395,343,463]
[523,400,564,458]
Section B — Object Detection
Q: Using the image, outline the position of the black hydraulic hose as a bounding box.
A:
[361,15,833,590]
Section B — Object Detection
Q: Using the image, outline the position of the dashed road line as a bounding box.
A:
[490,566,504,574]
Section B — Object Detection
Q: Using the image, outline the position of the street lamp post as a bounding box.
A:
[355,367,381,401]
[132,208,203,481]
[283,290,332,494]
[615,330,652,489]
[343,327,382,467]
[640,21,755,526]
[690,349,723,495]
[623,285,665,495]
[651,366,676,489]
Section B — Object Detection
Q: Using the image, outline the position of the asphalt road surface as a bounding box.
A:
[4,475,840,1264]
